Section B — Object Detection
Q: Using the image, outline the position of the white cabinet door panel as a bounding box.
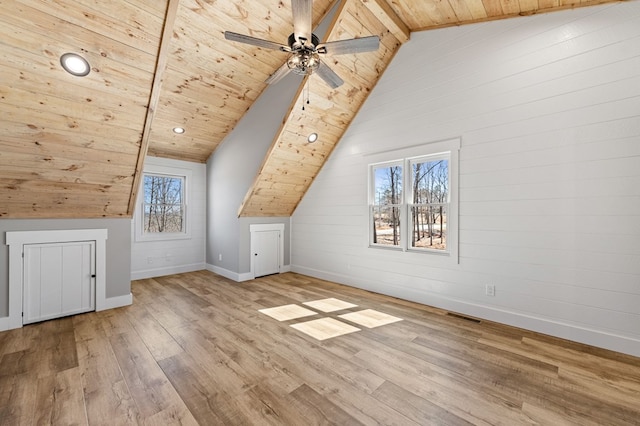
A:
[23,241,95,324]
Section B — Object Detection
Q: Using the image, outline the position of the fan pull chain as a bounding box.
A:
[302,79,310,111]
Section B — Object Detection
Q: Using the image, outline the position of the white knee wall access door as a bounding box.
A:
[23,241,96,324]
[250,223,284,278]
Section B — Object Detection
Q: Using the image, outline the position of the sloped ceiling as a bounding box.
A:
[0,0,619,218]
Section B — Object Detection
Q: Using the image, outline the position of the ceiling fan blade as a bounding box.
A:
[315,61,343,89]
[317,36,380,55]
[291,0,312,44]
[224,31,290,52]
[265,62,293,85]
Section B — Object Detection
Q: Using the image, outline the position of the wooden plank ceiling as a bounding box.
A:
[0,0,619,218]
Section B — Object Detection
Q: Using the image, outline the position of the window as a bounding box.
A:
[135,172,189,242]
[409,154,449,251]
[371,162,403,247]
[143,173,185,234]
[368,138,459,259]
[134,159,194,243]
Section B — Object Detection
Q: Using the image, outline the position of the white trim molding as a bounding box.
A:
[101,293,133,310]
[131,262,206,280]
[206,263,253,282]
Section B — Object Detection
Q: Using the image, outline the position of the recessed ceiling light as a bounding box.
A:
[307,132,318,143]
[173,127,185,134]
[60,53,90,77]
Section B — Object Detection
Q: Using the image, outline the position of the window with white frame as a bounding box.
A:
[371,161,403,247]
[142,173,185,234]
[135,168,191,242]
[368,138,459,259]
[409,154,449,251]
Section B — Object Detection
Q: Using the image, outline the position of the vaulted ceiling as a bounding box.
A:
[0,0,618,218]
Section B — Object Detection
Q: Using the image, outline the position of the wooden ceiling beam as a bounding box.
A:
[127,0,181,216]
[361,0,410,43]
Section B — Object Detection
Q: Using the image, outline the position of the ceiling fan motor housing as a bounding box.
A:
[288,33,320,50]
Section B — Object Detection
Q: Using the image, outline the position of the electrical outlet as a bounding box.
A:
[147,257,153,264]
[485,284,496,297]
[218,253,222,261]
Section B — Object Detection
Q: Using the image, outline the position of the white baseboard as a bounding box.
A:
[205,264,292,282]
[98,293,133,311]
[291,265,640,358]
[0,316,9,332]
[238,272,254,281]
[206,263,244,282]
[131,262,206,281]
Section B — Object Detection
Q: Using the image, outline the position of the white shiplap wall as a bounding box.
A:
[131,156,206,279]
[291,1,640,356]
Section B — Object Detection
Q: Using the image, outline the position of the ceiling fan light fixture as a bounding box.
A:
[60,53,90,77]
[172,127,185,134]
[307,132,318,143]
[287,51,320,76]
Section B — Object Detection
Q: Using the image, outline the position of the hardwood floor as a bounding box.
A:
[1,270,639,425]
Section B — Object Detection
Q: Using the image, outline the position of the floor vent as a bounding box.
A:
[446,312,481,323]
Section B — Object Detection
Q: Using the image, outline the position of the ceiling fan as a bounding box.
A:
[224,0,380,89]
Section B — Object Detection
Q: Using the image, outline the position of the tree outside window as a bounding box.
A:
[410,156,449,251]
[143,174,185,234]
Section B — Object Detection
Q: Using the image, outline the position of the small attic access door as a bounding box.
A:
[250,223,284,278]
[5,229,108,330]
[23,241,96,324]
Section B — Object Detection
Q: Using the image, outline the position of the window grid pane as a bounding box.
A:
[410,204,447,250]
[411,159,449,205]
[373,164,403,206]
[372,205,402,246]
[143,203,185,233]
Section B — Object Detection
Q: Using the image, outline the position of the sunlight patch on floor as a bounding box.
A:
[290,318,361,340]
[258,304,318,321]
[303,298,358,312]
[339,309,403,328]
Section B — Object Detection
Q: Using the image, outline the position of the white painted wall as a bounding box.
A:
[291,1,640,356]
[131,156,206,280]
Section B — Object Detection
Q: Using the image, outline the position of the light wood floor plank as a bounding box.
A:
[33,367,87,425]
[109,331,192,420]
[124,305,184,362]
[0,270,638,425]
[372,379,474,426]
[74,313,141,425]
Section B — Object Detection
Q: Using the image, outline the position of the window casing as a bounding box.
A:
[368,138,459,260]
